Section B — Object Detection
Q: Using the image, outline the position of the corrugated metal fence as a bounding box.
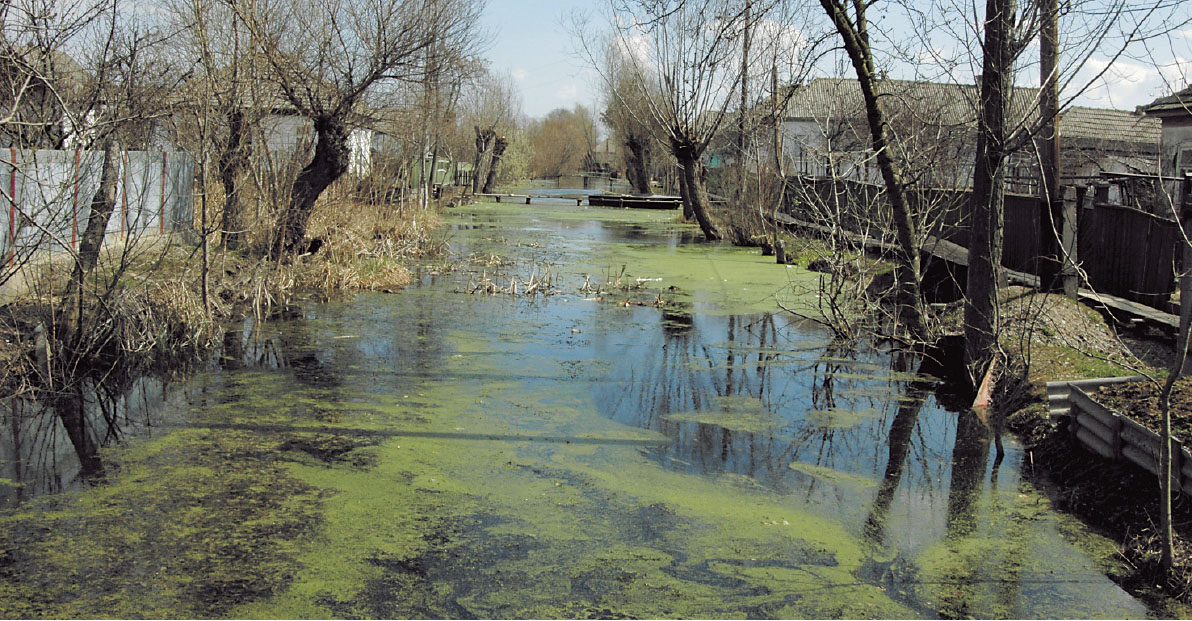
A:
[0,149,194,261]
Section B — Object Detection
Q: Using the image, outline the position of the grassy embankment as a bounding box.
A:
[0,195,447,398]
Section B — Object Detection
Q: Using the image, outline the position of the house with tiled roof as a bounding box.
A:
[774,77,1160,192]
[1140,85,1192,179]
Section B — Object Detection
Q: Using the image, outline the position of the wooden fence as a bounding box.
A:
[1049,378,1192,495]
[1077,203,1181,308]
[785,177,1179,310]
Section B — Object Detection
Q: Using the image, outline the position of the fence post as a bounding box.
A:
[1062,185,1079,298]
[160,151,167,234]
[7,148,16,266]
[1172,439,1184,493]
[72,149,80,250]
[121,151,128,237]
[1178,172,1192,372]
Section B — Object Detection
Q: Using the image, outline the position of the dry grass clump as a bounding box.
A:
[294,199,446,294]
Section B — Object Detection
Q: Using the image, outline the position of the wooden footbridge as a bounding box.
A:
[475,193,586,206]
[474,192,683,209]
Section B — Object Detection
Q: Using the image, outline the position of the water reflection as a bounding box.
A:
[0,315,303,507]
[590,305,1022,553]
[862,355,931,548]
[0,197,1145,617]
[0,376,167,507]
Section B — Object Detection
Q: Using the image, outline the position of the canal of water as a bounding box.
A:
[0,198,1147,618]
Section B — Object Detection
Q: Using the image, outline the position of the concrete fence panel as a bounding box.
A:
[0,149,194,262]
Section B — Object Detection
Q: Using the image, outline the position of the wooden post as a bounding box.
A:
[1172,439,1184,491]
[1061,185,1079,298]
[8,148,16,265]
[1178,172,1192,374]
[160,151,168,234]
[1094,183,1109,205]
[121,152,128,237]
[72,149,80,249]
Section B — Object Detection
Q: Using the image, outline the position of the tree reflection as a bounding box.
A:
[52,387,106,481]
[593,309,939,497]
[0,374,170,507]
[862,353,932,548]
[947,409,992,538]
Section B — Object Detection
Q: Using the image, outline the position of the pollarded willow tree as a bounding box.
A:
[601,49,660,195]
[597,0,784,241]
[231,0,484,259]
[456,67,520,194]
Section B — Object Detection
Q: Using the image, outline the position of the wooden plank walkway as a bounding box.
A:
[768,212,1179,333]
[475,193,586,206]
[475,193,532,204]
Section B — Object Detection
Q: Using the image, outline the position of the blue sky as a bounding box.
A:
[480,0,602,119]
[481,1,1190,121]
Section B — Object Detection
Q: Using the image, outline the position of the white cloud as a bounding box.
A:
[612,29,652,69]
[511,68,528,81]
[1073,56,1190,109]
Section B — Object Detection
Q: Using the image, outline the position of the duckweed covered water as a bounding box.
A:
[0,198,1147,618]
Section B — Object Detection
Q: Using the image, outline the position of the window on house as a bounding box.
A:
[1179,148,1192,174]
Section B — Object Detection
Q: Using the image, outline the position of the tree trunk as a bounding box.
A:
[1036,0,1062,289]
[673,142,721,241]
[271,114,350,259]
[219,108,247,249]
[735,0,751,208]
[964,0,1015,383]
[472,126,493,194]
[62,141,120,342]
[481,135,507,194]
[624,134,652,194]
[676,163,695,220]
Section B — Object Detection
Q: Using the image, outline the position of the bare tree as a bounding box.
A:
[962,0,1020,381]
[233,0,483,259]
[602,49,659,194]
[816,0,928,339]
[528,105,597,179]
[594,0,775,241]
[457,67,519,194]
[167,0,265,251]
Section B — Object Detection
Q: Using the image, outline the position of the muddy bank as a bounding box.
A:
[986,295,1192,615]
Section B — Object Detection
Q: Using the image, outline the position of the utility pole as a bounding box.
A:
[1037,0,1062,290]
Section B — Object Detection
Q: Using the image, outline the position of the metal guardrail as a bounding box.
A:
[1047,375,1192,495]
